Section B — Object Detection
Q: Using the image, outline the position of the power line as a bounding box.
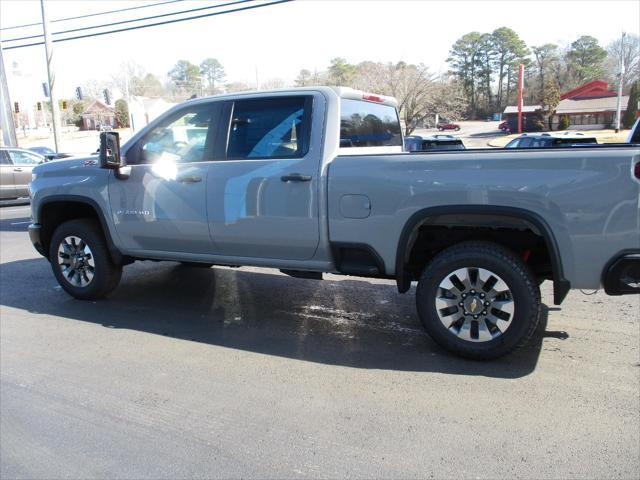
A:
[0,0,186,31]
[3,0,256,43]
[2,0,292,51]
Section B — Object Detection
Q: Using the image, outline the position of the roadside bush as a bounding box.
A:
[558,115,570,130]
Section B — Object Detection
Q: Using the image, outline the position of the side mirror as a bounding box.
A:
[99,131,124,169]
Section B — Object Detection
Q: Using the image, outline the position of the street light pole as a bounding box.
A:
[40,0,62,152]
[0,43,18,147]
[614,32,625,133]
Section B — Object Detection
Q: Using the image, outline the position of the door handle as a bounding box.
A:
[281,173,312,182]
[13,168,23,172]
[177,175,202,183]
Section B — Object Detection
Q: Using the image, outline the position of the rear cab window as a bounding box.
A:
[226,96,312,160]
[339,98,402,154]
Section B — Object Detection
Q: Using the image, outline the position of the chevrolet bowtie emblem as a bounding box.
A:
[470,298,479,313]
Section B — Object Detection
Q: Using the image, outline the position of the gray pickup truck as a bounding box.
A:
[28,87,640,359]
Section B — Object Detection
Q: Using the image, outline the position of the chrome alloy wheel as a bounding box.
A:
[57,235,95,287]
[435,267,515,342]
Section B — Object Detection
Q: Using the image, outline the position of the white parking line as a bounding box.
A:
[10,221,31,225]
[0,206,31,212]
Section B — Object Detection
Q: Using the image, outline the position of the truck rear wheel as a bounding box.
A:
[416,241,541,360]
[49,219,122,300]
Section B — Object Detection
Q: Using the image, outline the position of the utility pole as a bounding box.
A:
[40,0,62,152]
[124,66,135,133]
[517,63,524,134]
[0,43,18,147]
[614,31,625,133]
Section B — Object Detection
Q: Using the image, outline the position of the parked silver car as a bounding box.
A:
[0,147,45,200]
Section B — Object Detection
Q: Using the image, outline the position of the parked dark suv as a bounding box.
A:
[505,133,597,148]
[405,135,465,152]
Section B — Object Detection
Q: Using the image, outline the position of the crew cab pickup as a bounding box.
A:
[28,87,640,359]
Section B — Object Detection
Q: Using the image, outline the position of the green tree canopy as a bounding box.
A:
[114,99,129,128]
[447,32,484,116]
[328,57,357,86]
[622,80,639,128]
[168,60,201,95]
[532,43,559,101]
[199,58,225,94]
[566,36,607,84]
[491,27,529,109]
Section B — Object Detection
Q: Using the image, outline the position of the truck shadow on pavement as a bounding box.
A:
[0,258,568,378]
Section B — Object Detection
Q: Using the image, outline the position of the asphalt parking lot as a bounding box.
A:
[1,203,638,479]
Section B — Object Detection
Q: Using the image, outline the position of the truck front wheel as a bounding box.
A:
[416,241,541,360]
[49,219,122,300]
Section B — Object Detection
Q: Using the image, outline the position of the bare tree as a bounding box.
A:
[260,78,285,90]
[110,61,145,97]
[606,33,640,89]
[295,69,312,86]
[225,81,252,93]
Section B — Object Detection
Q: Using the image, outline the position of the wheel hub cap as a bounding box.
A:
[435,267,515,342]
[57,236,95,287]
[463,296,482,315]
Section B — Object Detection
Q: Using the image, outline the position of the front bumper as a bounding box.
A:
[28,223,46,257]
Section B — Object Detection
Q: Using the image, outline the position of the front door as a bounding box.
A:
[207,95,322,260]
[109,102,222,254]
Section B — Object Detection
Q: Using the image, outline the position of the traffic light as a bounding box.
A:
[37,102,42,111]
[103,88,111,105]
[14,102,19,113]
[75,87,83,100]
[61,100,68,110]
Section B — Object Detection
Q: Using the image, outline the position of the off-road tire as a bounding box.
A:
[49,219,122,300]
[416,241,541,360]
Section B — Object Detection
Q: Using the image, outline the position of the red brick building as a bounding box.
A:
[79,100,116,131]
[503,80,629,131]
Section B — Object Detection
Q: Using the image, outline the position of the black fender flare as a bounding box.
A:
[395,205,571,305]
[36,194,125,264]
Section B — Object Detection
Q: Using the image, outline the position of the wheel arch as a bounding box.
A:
[395,205,570,305]
[36,195,125,264]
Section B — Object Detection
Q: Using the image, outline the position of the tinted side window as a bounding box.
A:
[8,150,42,165]
[227,96,311,160]
[0,151,11,165]
[132,103,218,165]
[340,99,402,148]
[518,138,533,148]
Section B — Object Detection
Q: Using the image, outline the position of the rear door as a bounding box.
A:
[207,94,323,260]
[0,151,16,199]
[6,149,42,197]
